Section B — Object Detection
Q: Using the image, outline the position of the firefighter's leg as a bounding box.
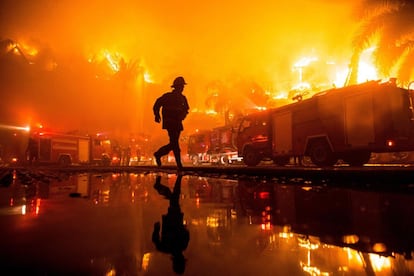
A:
[154,130,174,166]
[169,130,183,169]
[154,145,169,166]
[155,144,172,157]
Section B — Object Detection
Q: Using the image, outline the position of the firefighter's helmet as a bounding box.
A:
[171,76,187,88]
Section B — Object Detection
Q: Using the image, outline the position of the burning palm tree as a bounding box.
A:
[347,0,414,86]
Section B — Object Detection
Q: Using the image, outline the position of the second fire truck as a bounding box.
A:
[187,125,242,165]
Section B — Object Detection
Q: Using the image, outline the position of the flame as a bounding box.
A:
[357,47,379,83]
[102,50,121,72]
[333,68,349,88]
[143,71,153,83]
[8,41,38,57]
[88,49,124,74]
[20,42,38,57]
[369,253,391,272]
[272,91,288,100]
[294,56,318,68]
[290,50,379,92]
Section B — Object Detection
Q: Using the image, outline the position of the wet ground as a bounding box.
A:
[0,166,414,275]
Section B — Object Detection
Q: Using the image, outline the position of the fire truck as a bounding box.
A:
[0,127,120,166]
[236,79,414,166]
[187,125,242,165]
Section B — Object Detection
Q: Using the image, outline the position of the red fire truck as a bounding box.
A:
[0,127,120,166]
[236,79,414,166]
[187,125,242,165]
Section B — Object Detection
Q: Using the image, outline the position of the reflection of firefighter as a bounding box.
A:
[26,136,38,164]
[152,175,189,274]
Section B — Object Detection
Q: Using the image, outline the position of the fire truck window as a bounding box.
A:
[240,120,251,132]
[39,138,51,160]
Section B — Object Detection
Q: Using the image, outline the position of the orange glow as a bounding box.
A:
[387,140,395,147]
[88,49,124,74]
[103,50,121,72]
[143,72,153,83]
[257,191,269,199]
[0,1,395,135]
[272,91,288,100]
[342,234,359,244]
[261,222,272,231]
[0,124,31,132]
[142,253,151,271]
[358,62,378,83]
[357,47,379,83]
[35,198,41,215]
[372,243,387,253]
[369,253,391,272]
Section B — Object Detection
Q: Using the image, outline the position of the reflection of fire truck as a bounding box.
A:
[237,80,414,166]
[236,179,414,266]
[187,125,242,165]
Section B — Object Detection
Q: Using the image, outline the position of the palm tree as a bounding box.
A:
[347,0,414,86]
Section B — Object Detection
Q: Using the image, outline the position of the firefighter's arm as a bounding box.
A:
[153,99,162,123]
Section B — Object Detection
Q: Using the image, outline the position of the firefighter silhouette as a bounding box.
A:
[152,174,189,274]
[153,76,190,169]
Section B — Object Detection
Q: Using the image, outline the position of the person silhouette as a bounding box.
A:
[152,174,189,274]
[153,76,190,170]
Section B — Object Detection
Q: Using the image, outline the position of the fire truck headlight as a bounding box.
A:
[386,140,395,147]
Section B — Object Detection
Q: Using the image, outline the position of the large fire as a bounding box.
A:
[0,0,411,138]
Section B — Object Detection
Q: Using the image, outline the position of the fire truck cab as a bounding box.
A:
[237,80,414,166]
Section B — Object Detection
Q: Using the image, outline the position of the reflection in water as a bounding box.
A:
[1,170,414,275]
[152,174,189,274]
[236,178,414,275]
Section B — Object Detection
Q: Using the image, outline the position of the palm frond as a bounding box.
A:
[349,0,414,84]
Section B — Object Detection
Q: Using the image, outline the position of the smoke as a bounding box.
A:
[0,0,363,138]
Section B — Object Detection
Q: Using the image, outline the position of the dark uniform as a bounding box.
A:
[153,76,189,169]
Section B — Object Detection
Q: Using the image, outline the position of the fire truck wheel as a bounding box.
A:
[220,155,230,166]
[273,156,290,166]
[308,140,337,167]
[191,155,200,166]
[243,147,261,166]
[102,156,111,166]
[58,155,71,166]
